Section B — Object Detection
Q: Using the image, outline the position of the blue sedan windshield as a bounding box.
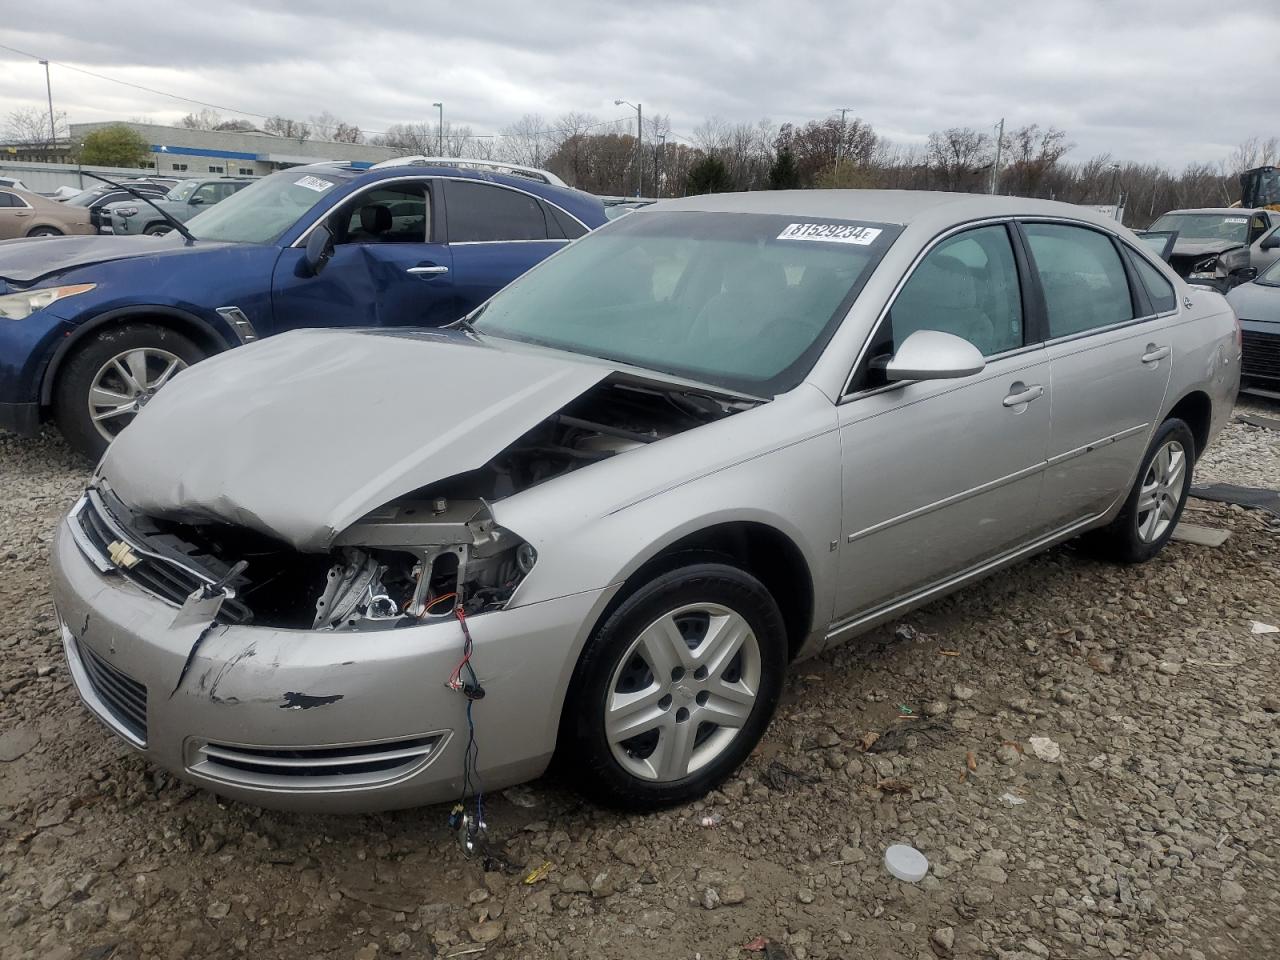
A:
[474,210,898,396]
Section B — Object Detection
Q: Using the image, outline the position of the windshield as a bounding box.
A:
[186,168,352,244]
[1150,213,1250,244]
[65,186,110,207]
[1258,258,1280,286]
[165,180,198,201]
[473,210,898,396]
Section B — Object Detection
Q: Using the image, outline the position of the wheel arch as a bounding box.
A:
[1164,389,1212,458]
[38,306,235,407]
[588,520,816,663]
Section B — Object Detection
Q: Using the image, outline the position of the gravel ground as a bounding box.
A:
[1,399,1278,960]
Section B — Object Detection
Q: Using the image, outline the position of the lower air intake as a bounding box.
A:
[188,734,447,791]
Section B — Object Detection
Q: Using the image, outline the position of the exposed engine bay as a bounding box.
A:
[84,377,752,631]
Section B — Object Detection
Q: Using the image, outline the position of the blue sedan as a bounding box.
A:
[0,160,606,458]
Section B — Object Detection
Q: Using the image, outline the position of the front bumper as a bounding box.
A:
[51,519,612,813]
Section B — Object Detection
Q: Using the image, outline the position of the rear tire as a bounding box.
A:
[1085,418,1195,564]
[52,323,205,462]
[561,562,787,810]
[27,226,62,238]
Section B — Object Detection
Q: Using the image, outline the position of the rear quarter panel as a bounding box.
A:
[1163,284,1239,449]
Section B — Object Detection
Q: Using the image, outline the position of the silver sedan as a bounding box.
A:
[51,191,1240,815]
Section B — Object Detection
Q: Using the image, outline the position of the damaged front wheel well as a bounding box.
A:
[600,522,814,662]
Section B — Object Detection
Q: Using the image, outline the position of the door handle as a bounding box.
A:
[1003,383,1044,408]
[1141,344,1170,364]
[407,265,448,276]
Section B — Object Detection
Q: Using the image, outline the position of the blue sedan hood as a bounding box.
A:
[0,234,231,284]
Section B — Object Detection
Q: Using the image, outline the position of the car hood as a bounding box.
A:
[1169,238,1245,260]
[1226,281,1280,322]
[0,233,205,284]
[100,328,615,552]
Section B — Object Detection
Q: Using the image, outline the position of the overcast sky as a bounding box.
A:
[2,0,1277,168]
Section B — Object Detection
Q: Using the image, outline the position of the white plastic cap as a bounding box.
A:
[884,844,929,882]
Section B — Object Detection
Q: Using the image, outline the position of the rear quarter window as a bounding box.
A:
[1127,250,1178,314]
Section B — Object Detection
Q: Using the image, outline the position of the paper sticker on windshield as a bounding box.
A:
[294,175,334,193]
[777,223,882,245]
[1224,217,1248,224]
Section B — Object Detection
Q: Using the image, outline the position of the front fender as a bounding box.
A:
[495,386,843,640]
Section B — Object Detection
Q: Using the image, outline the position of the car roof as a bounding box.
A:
[647,189,1128,232]
[1159,207,1272,216]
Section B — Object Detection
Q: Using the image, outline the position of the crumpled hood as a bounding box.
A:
[0,233,209,284]
[100,328,612,551]
[1169,238,1245,261]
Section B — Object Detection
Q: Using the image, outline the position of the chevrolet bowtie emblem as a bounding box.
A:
[107,540,141,570]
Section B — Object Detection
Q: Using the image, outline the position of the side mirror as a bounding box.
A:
[1261,234,1280,251]
[302,223,335,277]
[1231,266,1258,283]
[885,329,986,382]
[188,195,204,205]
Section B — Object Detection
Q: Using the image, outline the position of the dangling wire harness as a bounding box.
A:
[447,604,486,855]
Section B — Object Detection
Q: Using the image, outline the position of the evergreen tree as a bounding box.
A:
[685,154,733,194]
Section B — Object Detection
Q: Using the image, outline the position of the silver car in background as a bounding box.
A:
[51,191,1239,814]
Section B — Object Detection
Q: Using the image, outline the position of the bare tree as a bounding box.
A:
[263,116,312,141]
[180,108,224,130]
[4,106,68,148]
[926,127,992,191]
[498,114,554,167]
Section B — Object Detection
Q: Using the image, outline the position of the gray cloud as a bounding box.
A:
[1,0,1277,166]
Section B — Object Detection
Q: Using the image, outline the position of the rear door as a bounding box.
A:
[272,177,458,331]
[1022,221,1175,531]
[441,179,576,315]
[834,222,1050,621]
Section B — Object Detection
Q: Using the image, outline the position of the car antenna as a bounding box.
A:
[78,172,198,246]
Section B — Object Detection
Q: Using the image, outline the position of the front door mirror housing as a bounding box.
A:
[885,329,986,382]
[303,223,335,277]
[1231,266,1259,283]
[188,195,204,206]
[1261,233,1280,251]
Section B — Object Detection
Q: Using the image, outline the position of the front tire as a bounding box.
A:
[52,323,205,461]
[1087,418,1195,564]
[562,562,787,810]
[144,223,171,236]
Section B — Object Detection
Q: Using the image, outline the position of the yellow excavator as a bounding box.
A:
[1235,166,1280,212]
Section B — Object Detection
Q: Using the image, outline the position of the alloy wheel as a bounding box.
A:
[1135,439,1186,543]
[87,347,187,443]
[605,602,761,782]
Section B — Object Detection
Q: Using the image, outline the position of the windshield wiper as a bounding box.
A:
[80,172,197,245]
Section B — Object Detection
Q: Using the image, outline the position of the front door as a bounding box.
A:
[1019,222,1174,529]
[272,178,459,332]
[0,190,34,240]
[835,223,1049,622]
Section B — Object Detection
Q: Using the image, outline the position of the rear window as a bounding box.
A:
[1127,250,1178,314]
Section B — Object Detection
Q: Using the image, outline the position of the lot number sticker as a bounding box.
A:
[295,175,335,193]
[777,223,882,245]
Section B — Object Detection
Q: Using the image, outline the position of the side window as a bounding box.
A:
[544,202,587,239]
[334,183,430,245]
[886,224,1024,357]
[444,180,549,242]
[1127,250,1177,315]
[1023,223,1134,337]
[0,192,16,208]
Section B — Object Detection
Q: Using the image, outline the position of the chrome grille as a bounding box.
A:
[190,735,447,791]
[76,639,148,744]
[1242,330,1280,384]
[71,492,251,624]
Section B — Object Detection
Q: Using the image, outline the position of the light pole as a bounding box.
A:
[39,59,56,148]
[989,117,1005,195]
[834,107,853,174]
[614,99,642,197]
[654,134,666,198]
[432,102,443,155]
[1109,162,1123,221]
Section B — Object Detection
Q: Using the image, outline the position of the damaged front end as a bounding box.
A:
[76,376,750,632]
